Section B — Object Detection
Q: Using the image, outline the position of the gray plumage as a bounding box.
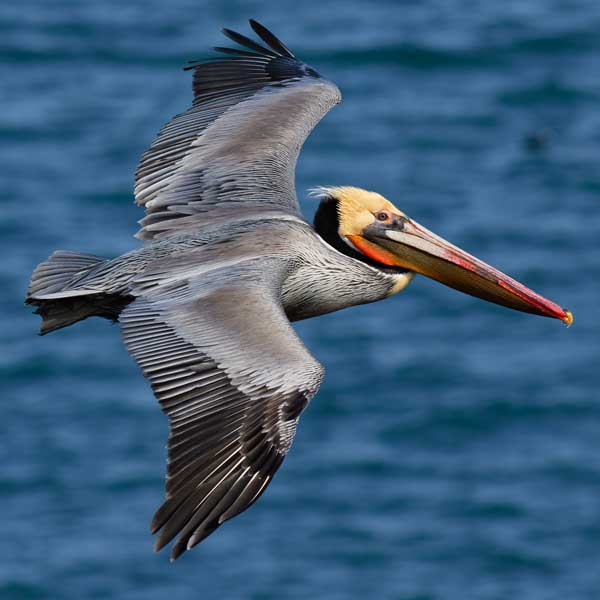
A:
[25,20,403,560]
[134,18,340,241]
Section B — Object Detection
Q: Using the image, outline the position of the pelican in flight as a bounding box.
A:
[26,20,572,560]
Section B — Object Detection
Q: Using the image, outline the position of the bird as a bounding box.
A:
[25,19,572,561]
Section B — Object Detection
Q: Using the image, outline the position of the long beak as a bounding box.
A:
[363,218,572,325]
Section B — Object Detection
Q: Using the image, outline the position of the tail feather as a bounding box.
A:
[26,250,130,335]
[27,250,105,298]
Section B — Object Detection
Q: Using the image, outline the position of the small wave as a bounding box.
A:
[380,397,598,442]
[0,45,194,68]
[498,79,597,107]
[306,26,600,71]
[311,44,504,70]
[512,28,600,54]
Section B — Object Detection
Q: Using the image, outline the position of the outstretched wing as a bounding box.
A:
[134,19,341,240]
[120,263,324,560]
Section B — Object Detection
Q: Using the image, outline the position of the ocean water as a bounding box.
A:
[2,1,600,598]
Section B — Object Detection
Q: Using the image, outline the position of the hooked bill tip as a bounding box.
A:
[562,310,573,327]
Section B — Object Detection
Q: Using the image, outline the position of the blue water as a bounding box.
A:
[2,2,600,598]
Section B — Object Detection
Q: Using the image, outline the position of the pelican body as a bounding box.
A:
[26,21,571,560]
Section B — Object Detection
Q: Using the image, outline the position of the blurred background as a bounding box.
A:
[2,1,600,598]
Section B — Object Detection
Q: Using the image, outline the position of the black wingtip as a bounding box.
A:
[170,538,187,562]
[221,27,278,58]
[248,19,295,58]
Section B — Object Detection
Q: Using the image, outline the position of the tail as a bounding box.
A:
[26,250,129,335]
[27,250,105,297]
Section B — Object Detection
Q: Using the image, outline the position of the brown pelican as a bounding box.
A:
[26,20,572,561]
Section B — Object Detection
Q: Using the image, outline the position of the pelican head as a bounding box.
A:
[314,186,572,324]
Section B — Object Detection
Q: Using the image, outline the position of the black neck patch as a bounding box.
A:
[313,195,408,275]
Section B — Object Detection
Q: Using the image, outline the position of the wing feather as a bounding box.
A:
[221,27,279,57]
[134,20,341,240]
[249,19,295,58]
[120,267,323,560]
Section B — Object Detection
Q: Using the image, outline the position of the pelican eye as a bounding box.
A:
[375,211,390,222]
